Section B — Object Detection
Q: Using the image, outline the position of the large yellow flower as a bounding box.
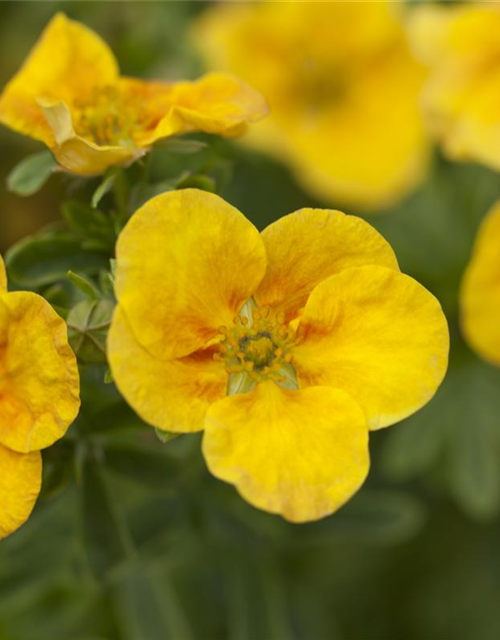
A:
[409,3,500,170]
[0,13,268,176]
[193,1,428,210]
[461,200,500,365]
[108,189,449,522]
[0,255,80,540]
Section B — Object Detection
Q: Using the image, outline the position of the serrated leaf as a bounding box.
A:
[6,150,57,196]
[6,230,108,287]
[67,299,115,364]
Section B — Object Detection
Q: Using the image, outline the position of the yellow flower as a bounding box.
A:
[193,1,428,211]
[461,200,500,365]
[108,189,449,522]
[0,13,268,176]
[0,255,80,540]
[408,3,500,170]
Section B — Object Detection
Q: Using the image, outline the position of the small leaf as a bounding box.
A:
[6,230,108,287]
[67,299,115,364]
[67,270,101,299]
[91,169,117,208]
[175,173,216,193]
[160,137,208,154]
[6,150,57,196]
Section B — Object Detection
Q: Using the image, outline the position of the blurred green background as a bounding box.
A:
[2,3,500,640]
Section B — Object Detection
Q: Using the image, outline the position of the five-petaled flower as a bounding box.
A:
[194,1,428,210]
[0,13,268,176]
[108,189,449,522]
[409,3,500,172]
[461,200,500,366]
[0,255,80,540]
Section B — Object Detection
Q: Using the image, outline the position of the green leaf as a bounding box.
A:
[62,200,116,250]
[382,340,500,520]
[160,137,208,154]
[81,457,133,579]
[307,490,427,545]
[175,172,216,193]
[67,299,114,364]
[92,169,117,208]
[67,270,101,299]
[6,150,57,196]
[104,442,181,489]
[6,229,108,287]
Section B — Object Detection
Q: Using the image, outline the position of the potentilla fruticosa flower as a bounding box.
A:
[108,189,449,522]
[461,200,500,366]
[193,1,428,211]
[409,3,500,171]
[0,255,80,540]
[0,13,268,176]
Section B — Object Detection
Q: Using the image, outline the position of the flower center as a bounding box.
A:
[215,301,298,393]
[72,86,142,146]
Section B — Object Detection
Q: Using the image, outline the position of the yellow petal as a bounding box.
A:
[40,101,140,175]
[293,266,449,430]
[0,292,80,453]
[194,1,427,210]
[137,73,268,146]
[0,444,41,541]
[461,201,500,365]
[108,306,227,433]
[203,381,369,523]
[0,12,118,146]
[255,208,399,322]
[0,254,7,294]
[115,189,267,361]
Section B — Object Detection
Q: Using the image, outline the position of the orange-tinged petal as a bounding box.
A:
[461,201,500,365]
[0,292,80,453]
[40,100,141,175]
[137,73,268,146]
[255,208,399,322]
[293,266,449,430]
[108,307,227,433]
[203,381,369,523]
[0,12,118,145]
[115,189,267,361]
[0,444,41,541]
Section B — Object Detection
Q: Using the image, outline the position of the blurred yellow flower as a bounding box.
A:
[0,255,80,540]
[0,13,268,176]
[194,1,428,211]
[108,189,449,522]
[409,3,500,170]
[461,201,500,365]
